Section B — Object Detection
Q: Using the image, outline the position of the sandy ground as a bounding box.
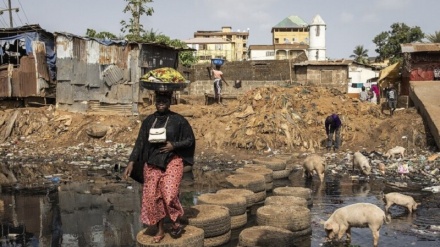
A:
[0,85,436,185]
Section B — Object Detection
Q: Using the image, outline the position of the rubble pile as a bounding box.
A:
[0,85,437,186]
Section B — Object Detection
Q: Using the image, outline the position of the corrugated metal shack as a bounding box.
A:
[55,32,180,115]
[0,24,55,100]
[401,43,440,95]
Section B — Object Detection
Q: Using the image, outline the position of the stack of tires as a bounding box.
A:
[197,193,248,233]
[234,166,274,191]
[225,173,267,205]
[264,195,308,208]
[182,205,231,247]
[256,204,312,238]
[273,186,313,206]
[216,188,255,209]
[238,225,295,247]
[252,157,292,180]
[136,224,204,247]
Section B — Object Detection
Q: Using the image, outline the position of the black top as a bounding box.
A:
[129,110,196,170]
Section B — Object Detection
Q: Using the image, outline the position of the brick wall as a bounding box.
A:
[178,60,348,96]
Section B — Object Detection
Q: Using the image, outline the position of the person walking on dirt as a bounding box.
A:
[211,65,229,105]
[386,84,398,116]
[325,113,342,152]
[123,91,196,243]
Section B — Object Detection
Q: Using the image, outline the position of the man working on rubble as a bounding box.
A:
[211,65,229,105]
[325,113,342,152]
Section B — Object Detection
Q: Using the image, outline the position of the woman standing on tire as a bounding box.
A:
[123,91,196,243]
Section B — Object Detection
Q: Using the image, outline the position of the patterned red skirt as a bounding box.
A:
[141,156,184,226]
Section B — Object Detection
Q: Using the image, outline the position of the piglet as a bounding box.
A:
[324,203,390,247]
[382,192,420,214]
[384,146,405,160]
[352,151,371,176]
[302,154,326,182]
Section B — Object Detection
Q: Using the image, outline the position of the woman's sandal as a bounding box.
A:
[170,223,183,238]
[152,234,164,243]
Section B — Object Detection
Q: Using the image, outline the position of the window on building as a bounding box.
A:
[199,44,207,50]
[215,44,222,50]
[275,38,279,44]
[266,51,274,56]
[227,35,232,41]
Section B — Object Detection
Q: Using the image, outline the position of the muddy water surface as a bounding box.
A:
[0,168,439,247]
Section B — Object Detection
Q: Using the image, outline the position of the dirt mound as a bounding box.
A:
[0,85,433,157]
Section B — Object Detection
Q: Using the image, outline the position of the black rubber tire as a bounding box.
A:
[238,225,295,247]
[197,193,247,216]
[252,190,267,204]
[252,157,287,171]
[182,205,230,238]
[235,167,273,183]
[264,195,308,207]
[272,186,312,205]
[272,169,293,179]
[231,212,247,229]
[256,205,311,232]
[225,173,266,193]
[203,230,231,247]
[216,188,255,208]
[136,224,204,247]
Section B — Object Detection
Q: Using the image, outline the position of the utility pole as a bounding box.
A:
[0,0,19,28]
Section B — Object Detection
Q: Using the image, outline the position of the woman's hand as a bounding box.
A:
[123,161,134,180]
[159,141,174,153]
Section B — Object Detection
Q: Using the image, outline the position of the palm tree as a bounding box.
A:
[350,45,369,64]
[426,31,440,43]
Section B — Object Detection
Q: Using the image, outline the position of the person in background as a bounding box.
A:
[371,84,380,104]
[325,113,342,151]
[123,91,196,243]
[211,65,229,105]
[368,89,377,104]
[386,84,398,116]
[359,86,368,102]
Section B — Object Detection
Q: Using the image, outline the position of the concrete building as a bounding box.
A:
[185,26,249,63]
[347,61,380,97]
[308,15,327,61]
[272,15,309,45]
[293,60,350,91]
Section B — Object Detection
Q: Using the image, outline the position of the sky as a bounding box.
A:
[5,0,439,59]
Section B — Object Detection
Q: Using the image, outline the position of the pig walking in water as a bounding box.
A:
[384,146,406,160]
[382,192,420,214]
[324,203,390,247]
[302,153,326,182]
[352,151,371,176]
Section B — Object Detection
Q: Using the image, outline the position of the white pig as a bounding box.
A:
[324,203,390,247]
[382,192,420,214]
[302,153,326,182]
[352,151,371,176]
[384,146,405,160]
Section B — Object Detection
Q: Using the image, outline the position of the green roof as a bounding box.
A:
[273,15,308,28]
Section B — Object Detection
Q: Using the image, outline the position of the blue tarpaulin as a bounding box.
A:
[0,31,56,80]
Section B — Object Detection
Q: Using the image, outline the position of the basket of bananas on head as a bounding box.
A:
[140,67,189,92]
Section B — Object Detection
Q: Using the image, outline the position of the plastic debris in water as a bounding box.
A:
[397,163,409,174]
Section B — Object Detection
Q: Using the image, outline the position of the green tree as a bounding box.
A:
[350,45,369,64]
[372,22,424,64]
[426,31,440,43]
[86,29,117,39]
[120,0,154,37]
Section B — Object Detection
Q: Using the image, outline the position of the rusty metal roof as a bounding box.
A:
[401,43,440,53]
